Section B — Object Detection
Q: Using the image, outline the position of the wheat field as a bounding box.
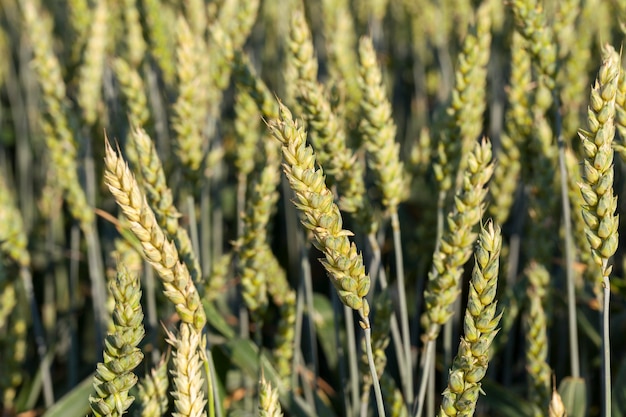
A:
[0,0,625,416]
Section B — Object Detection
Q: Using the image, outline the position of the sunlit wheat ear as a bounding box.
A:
[578,44,620,288]
[131,127,203,287]
[90,263,145,417]
[103,138,206,331]
[267,101,371,328]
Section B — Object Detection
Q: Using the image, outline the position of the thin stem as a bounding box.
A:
[369,234,409,398]
[302,245,319,392]
[143,263,160,364]
[555,94,580,378]
[20,267,54,407]
[344,305,359,417]
[391,211,413,407]
[365,328,386,417]
[201,180,212,273]
[332,291,351,416]
[413,337,436,417]
[601,266,611,417]
[84,226,106,356]
[187,195,201,270]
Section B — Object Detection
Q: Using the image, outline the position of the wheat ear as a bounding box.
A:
[137,354,170,417]
[103,138,206,330]
[579,44,620,417]
[90,263,145,417]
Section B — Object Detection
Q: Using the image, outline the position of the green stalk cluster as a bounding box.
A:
[357,36,408,214]
[205,0,260,112]
[21,0,95,232]
[268,102,371,328]
[104,139,206,330]
[137,355,170,417]
[422,139,494,340]
[579,45,620,288]
[440,221,502,417]
[90,263,145,417]
[132,127,203,287]
[553,0,580,60]
[524,263,552,415]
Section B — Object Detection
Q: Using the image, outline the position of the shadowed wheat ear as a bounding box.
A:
[103,138,206,330]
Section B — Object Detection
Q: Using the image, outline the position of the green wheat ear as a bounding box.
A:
[90,263,145,417]
[267,101,371,328]
[440,220,502,417]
